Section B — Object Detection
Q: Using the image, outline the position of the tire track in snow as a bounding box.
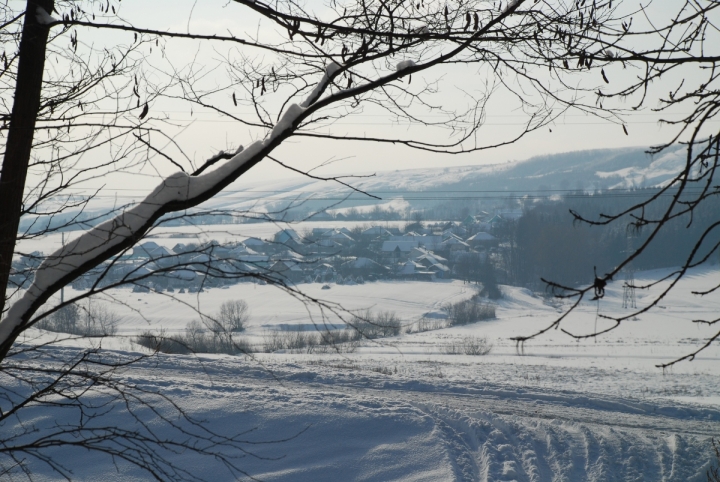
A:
[111,355,719,481]
[268,380,718,481]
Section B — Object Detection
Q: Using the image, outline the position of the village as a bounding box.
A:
[16,209,522,294]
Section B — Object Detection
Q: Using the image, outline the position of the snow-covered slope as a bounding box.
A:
[204,145,687,214]
[11,345,719,481]
[23,145,690,234]
[12,265,720,480]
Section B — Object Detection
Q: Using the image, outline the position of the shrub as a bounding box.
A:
[444,300,495,326]
[442,336,493,356]
[135,322,252,355]
[262,329,360,354]
[217,300,249,332]
[409,316,447,333]
[135,329,190,354]
[37,301,119,336]
[353,309,402,338]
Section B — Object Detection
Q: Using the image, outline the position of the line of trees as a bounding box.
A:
[507,188,720,290]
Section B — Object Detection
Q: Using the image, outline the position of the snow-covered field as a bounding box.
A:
[9,265,720,480]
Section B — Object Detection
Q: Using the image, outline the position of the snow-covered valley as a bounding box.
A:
[10,264,720,480]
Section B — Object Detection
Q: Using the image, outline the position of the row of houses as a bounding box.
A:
[51,213,513,291]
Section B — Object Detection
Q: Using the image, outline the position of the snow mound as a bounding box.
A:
[396,60,416,71]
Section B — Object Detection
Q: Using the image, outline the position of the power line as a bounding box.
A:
[57,189,714,203]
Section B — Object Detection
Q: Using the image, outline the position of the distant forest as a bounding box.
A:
[506,188,720,289]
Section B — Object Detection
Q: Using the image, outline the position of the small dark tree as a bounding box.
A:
[479,259,502,300]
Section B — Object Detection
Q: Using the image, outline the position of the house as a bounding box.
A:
[273,229,302,245]
[440,237,470,251]
[362,226,392,237]
[397,261,435,281]
[496,209,523,221]
[241,237,266,248]
[268,260,305,282]
[409,247,447,264]
[462,215,476,225]
[409,249,450,279]
[313,263,336,281]
[229,245,269,264]
[426,262,450,278]
[203,240,233,259]
[172,243,192,254]
[130,241,171,259]
[466,232,497,247]
[340,257,388,278]
[388,235,443,250]
[323,230,354,244]
[381,240,419,260]
[308,210,334,221]
[316,238,343,249]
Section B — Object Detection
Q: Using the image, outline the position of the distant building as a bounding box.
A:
[130,242,171,259]
[273,229,302,245]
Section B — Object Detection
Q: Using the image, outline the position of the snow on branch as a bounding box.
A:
[0,98,313,348]
[35,7,57,25]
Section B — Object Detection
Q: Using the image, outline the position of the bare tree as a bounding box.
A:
[0,0,718,477]
[511,0,720,368]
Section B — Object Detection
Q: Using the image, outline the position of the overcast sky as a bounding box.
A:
[42,0,718,198]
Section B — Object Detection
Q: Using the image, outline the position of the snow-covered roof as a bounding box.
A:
[309,211,333,220]
[317,239,342,248]
[327,231,354,242]
[242,237,266,246]
[466,232,496,242]
[389,235,442,249]
[274,229,301,243]
[441,238,470,247]
[362,226,392,236]
[344,257,382,269]
[397,261,429,275]
[132,242,171,259]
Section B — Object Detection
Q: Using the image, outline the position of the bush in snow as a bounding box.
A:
[409,316,448,333]
[134,324,252,355]
[262,329,360,354]
[444,300,495,326]
[215,299,250,332]
[442,336,493,356]
[352,309,403,338]
[36,301,119,336]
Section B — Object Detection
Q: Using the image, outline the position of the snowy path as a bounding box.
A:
[93,354,718,482]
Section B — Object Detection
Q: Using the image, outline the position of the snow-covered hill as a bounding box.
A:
[12,265,720,480]
[204,145,687,215]
[22,145,689,234]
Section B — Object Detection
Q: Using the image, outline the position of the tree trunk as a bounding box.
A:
[0,0,54,320]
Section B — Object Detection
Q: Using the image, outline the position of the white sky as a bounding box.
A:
[41,0,720,195]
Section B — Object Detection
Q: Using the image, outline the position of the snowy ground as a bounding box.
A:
[9,266,720,480]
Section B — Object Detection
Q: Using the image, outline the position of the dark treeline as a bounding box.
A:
[509,188,720,289]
